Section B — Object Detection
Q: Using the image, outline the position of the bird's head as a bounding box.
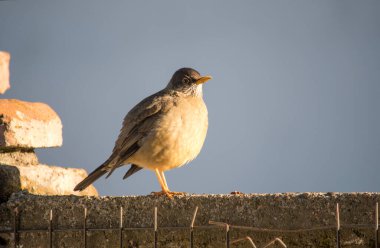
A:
[166,68,212,96]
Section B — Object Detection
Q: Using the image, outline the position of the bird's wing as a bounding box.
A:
[74,91,172,191]
[113,91,173,161]
[104,92,173,177]
[114,98,162,154]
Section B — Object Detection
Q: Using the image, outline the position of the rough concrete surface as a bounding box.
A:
[0,51,10,94]
[0,150,98,202]
[0,99,62,148]
[0,192,379,247]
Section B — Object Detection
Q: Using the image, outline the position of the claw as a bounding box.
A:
[168,191,186,196]
[153,169,187,199]
[151,191,186,198]
[151,190,173,198]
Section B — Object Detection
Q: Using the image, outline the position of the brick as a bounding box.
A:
[0,150,98,202]
[0,51,10,94]
[0,99,62,149]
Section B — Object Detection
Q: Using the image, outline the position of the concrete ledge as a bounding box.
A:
[0,192,379,247]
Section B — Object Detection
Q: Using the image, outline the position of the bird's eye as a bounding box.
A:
[182,78,190,84]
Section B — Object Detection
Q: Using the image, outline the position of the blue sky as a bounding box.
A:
[1,1,379,195]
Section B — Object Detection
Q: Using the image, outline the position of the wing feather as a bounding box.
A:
[74,90,174,191]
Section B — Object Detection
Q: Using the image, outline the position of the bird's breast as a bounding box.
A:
[130,97,208,171]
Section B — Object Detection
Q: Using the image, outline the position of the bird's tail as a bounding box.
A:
[74,156,116,191]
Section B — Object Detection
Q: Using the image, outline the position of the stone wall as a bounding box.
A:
[0,192,379,247]
[0,99,98,201]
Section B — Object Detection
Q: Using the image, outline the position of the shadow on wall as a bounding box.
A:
[0,163,20,203]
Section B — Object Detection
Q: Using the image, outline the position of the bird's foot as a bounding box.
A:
[151,190,187,198]
[230,191,244,195]
[168,191,186,196]
[151,190,173,198]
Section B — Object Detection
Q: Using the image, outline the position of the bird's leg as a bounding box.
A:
[154,169,168,191]
[159,171,186,196]
[159,170,169,191]
[152,169,172,198]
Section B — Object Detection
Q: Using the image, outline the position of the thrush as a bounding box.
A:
[74,68,212,198]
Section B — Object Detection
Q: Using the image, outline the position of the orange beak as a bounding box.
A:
[195,75,212,85]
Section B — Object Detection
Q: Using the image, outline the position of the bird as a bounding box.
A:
[74,68,212,198]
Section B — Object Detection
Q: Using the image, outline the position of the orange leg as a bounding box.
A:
[159,170,186,196]
[153,169,172,198]
[152,169,186,198]
[159,170,169,191]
